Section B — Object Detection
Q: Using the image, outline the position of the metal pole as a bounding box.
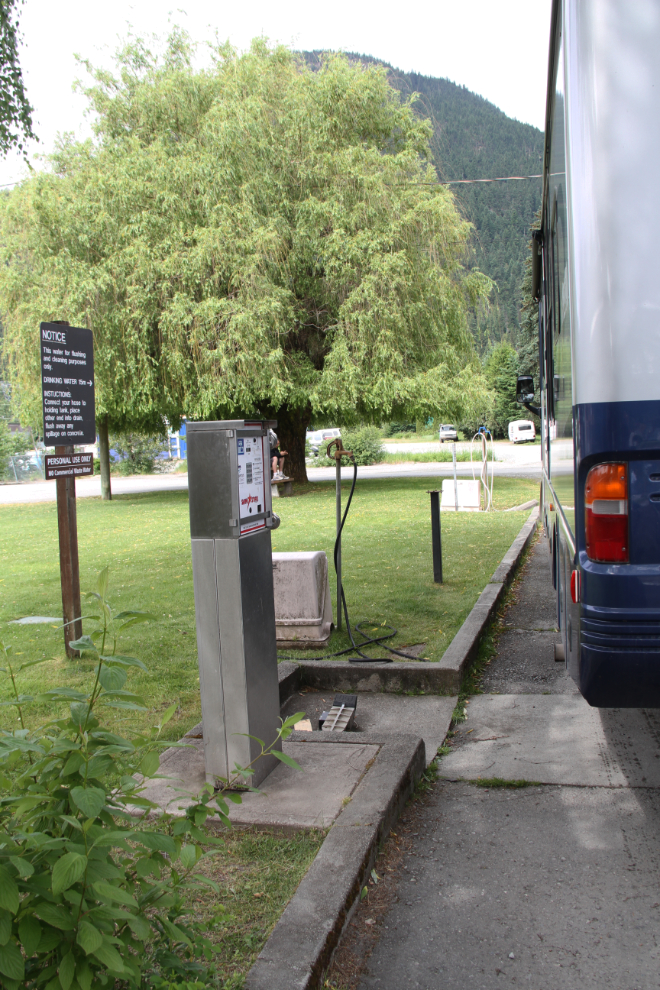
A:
[55,444,82,657]
[452,442,458,511]
[98,414,112,501]
[429,489,443,583]
[336,455,342,630]
[481,432,487,511]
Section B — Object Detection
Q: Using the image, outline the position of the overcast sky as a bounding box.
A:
[1,0,552,187]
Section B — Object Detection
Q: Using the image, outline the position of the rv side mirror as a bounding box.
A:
[516,375,535,404]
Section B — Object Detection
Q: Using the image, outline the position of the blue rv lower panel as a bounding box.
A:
[579,605,660,706]
[570,400,660,705]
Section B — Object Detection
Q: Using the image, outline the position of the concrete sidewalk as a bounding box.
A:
[344,536,660,990]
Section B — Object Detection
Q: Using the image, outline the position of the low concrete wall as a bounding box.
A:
[277,507,539,698]
[245,732,425,990]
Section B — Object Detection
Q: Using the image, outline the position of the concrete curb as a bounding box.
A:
[244,732,426,990]
[248,508,538,988]
[437,506,539,690]
[277,507,539,698]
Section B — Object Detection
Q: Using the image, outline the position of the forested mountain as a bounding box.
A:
[304,52,544,355]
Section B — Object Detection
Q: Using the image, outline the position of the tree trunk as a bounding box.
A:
[269,404,311,484]
[98,415,112,500]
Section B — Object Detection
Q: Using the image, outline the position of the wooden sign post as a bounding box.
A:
[40,321,95,658]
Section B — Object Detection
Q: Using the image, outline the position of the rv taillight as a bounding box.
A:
[585,463,628,563]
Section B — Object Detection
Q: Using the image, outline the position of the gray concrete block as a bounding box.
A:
[273,551,333,648]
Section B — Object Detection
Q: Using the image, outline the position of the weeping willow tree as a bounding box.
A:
[0,32,492,481]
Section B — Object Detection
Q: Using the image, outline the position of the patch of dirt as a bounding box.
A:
[323,796,430,989]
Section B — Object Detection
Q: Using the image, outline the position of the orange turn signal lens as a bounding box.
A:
[585,462,628,563]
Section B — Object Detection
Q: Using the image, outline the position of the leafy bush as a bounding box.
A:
[0,422,30,482]
[109,433,168,475]
[0,569,301,989]
[341,427,385,467]
[381,422,416,437]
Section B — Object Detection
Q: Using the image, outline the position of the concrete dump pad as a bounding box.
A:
[141,735,380,829]
[440,694,660,787]
[280,690,457,765]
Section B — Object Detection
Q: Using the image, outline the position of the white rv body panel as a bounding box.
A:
[565,0,660,406]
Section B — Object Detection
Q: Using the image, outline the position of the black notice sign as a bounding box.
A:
[45,452,94,480]
[40,323,96,445]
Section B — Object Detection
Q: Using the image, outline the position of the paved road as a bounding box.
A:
[382,439,541,467]
[353,538,660,990]
[0,455,543,505]
[0,472,191,505]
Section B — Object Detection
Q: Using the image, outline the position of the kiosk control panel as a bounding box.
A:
[187,420,281,786]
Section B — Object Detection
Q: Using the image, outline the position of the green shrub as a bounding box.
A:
[341,427,385,466]
[0,569,301,989]
[381,422,416,437]
[109,433,169,475]
[0,422,30,482]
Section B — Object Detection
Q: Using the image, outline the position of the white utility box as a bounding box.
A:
[441,479,482,511]
[272,551,333,648]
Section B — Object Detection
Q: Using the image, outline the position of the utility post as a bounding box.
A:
[98,414,112,501]
[40,321,95,658]
[326,437,353,631]
[54,443,82,655]
[427,489,443,583]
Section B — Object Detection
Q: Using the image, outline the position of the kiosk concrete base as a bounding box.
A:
[140,728,379,829]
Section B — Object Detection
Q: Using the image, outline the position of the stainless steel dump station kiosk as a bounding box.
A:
[187,420,281,787]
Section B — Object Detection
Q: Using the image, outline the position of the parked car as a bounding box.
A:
[508,419,536,443]
[438,424,458,443]
[306,428,341,456]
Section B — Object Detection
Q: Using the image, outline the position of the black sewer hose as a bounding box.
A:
[278,456,427,664]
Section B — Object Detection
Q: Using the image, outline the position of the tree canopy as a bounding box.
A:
[0,33,492,479]
[306,54,544,354]
[0,0,34,155]
[483,341,520,438]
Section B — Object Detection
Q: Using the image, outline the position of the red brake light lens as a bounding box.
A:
[585,463,628,563]
[570,569,581,603]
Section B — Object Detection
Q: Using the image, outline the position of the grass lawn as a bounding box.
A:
[0,475,538,740]
[190,828,324,986]
[382,449,479,463]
